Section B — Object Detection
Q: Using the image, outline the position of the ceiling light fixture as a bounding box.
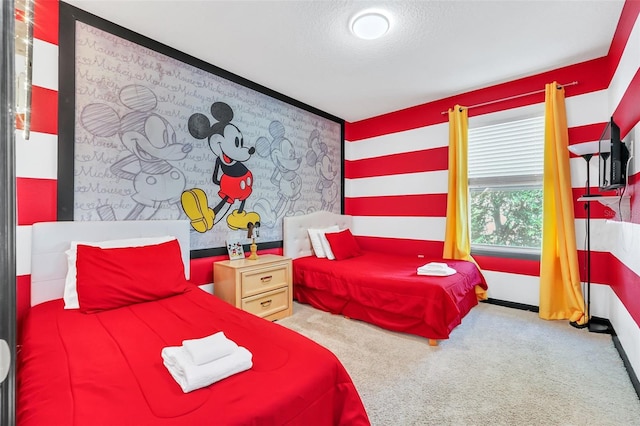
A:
[351,11,390,40]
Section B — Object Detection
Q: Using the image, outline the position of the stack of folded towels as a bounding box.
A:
[417,262,457,276]
[161,331,253,393]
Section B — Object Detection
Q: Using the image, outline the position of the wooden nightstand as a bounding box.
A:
[213,254,293,321]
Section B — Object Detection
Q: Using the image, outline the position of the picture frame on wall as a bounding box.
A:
[57,2,345,259]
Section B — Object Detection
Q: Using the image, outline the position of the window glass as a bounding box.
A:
[468,116,544,253]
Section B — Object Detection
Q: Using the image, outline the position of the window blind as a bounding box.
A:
[468,116,544,186]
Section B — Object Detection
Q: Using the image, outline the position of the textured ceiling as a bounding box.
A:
[64,0,625,122]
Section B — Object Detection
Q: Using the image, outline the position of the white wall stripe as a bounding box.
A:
[16,225,32,276]
[570,154,601,190]
[352,215,446,242]
[609,13,640,115]
[345,170,448,198]
[483,270,540,306]
[31,39,59,91]
[575,217,618,254]
[607,220,640,277]
[468,102,545,128]
[345,122,448,161]
[16,130,58,179]
[565,89,609,128]
[609,290,640,379]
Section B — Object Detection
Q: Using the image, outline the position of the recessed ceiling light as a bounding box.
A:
[351,11,390,40]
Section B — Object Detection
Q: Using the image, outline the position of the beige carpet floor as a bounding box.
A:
[277,301,640,426]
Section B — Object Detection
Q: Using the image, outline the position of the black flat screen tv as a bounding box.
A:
[599,118,629,191]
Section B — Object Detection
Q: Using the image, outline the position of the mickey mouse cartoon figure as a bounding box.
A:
[252,120,303,226]
[80,84,192,221]
[181,102,260,233]
[306,129,338,211]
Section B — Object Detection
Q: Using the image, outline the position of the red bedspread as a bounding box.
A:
[18,286,369,426]
[293,252,487,340]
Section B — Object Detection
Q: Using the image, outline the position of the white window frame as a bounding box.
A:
[467,109,545,259]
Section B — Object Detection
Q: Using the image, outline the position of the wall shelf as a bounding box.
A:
[577,195,630,220]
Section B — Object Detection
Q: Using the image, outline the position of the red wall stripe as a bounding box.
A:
[610,252,640,327]
[16,178,57,225]
[355,236,444,258]
[474,255,540,277]
[345,147,448,179]
[27,86,58,135]
[190,248,283,286]
[345,193,447,217]
[16,275,31,340]
[571,188,619,220]
[583,250,616,286]
[346,57,609,141]
[33,0,59,46]
[607,0,640,79]
[568,122,608,146]
[613,68,640,138]
[473,250,613,282]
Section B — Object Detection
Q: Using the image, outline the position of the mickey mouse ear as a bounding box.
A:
[269,121,285,139]
[188,113,213,139]
[211,102,234,123]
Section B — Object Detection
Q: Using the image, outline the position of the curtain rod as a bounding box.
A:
[440,81,579,115]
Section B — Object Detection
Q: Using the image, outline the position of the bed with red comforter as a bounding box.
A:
[293,252,486,341]
[18,286,367,425]
[283,212,487,343]
[18,219,369,426]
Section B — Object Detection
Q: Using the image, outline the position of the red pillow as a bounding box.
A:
[75,239,189,313]
[324,229,362,260]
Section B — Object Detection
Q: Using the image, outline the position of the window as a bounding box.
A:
[468,116,544,256]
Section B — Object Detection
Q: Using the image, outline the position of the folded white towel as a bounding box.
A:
[417,266,456,276]
[417,262,456,276]
[418,262,449,271]
[182,331,238,365]
[162,345,253,393]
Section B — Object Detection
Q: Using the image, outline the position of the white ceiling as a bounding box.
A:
[64,0,625,123]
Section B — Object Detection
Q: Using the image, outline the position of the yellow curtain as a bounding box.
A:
[539,82,586,324]
[444,105,487,300]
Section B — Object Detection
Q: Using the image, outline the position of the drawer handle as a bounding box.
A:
[260,299,272,308]
[260,275,272,283]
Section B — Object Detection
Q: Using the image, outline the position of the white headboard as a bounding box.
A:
[30,220,191,307]
[283,211,353,259]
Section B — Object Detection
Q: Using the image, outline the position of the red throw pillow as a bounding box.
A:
[76,239,189,313]
[324,228,362,260]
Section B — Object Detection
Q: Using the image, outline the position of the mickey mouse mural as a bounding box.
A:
[181,102,260,233]
[80,84,192,221]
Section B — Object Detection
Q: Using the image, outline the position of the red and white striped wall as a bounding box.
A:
[15,1,640,377]
[345,0,640,377]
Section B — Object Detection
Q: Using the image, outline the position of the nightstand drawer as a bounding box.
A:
[241,286,289,319]
[241,265,288,298]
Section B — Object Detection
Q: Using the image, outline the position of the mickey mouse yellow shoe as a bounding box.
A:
[226,210,261,230]
[181,188,215,233]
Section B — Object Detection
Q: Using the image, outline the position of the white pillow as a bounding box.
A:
[63,235,176,309]
[308,226,340,258]
[308,228,327,257]
[319,225,340,260]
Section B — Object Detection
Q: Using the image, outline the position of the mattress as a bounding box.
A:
[17,286,369,425]
[293,251,487,340]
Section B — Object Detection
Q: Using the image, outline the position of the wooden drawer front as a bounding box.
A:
[241,287,289,319]
[241,265,288,297]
